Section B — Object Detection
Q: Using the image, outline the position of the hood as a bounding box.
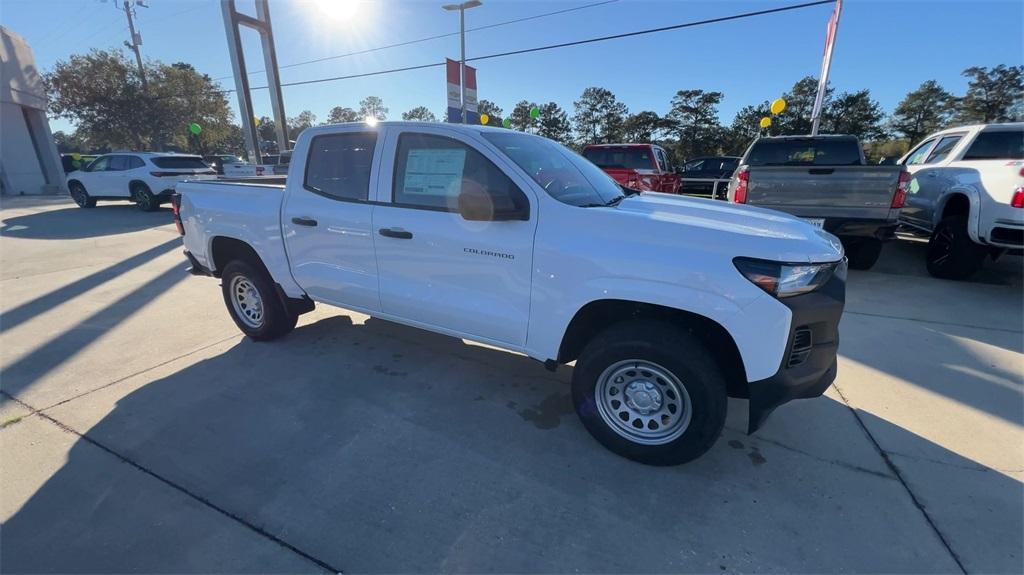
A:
[615,192,844,263]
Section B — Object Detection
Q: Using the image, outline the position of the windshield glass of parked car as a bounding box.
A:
[962,129,1024,160]
[483,132,624,207]
[746,139,862,166]
[151,156,211,169]
[581,147,655,171]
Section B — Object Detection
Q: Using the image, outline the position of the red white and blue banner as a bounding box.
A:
[445,58,479,124]
[446,59,461,123]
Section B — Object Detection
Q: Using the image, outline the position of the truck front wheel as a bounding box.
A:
[571,320,727,465]
[221,260,298,341]
[926,215,986,280]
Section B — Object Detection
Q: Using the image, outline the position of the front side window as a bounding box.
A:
[393,132,524,213]
[924,134,964,164]
[87,156,109,172]
[904,138,937,165]
[582,146,655,170]
[107,155,128,171]
[962,129,1024,160]
[304,132,376,201]
[484,131,624,207]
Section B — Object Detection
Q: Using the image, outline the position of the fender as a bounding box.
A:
[525,276,791,383]
[933,185,983,243]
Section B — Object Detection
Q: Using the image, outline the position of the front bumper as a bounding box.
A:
[747,269,846,433]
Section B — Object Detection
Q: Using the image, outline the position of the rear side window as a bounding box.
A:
[924,135,964,164]
[304,132,376,201]
[582,147,655,170]
[128,156,145,169]
[962,130,1024,160]
[393,132,524,213]
[745,139,862,166]
[150,156,211,169]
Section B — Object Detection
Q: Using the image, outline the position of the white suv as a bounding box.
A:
[66,152,217,211]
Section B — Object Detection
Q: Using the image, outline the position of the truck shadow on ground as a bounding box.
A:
[0,204,171,240]
[3,314,1019,573]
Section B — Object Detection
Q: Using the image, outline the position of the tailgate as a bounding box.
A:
[746,166,900,220]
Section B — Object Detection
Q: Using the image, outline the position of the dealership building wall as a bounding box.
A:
[1,26,64,196]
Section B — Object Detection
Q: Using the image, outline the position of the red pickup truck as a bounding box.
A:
[581,143,681,194]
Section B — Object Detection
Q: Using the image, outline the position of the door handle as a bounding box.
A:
[379,227,413,239]
[291,216,318,227]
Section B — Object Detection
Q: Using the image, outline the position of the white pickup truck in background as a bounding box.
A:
[174,122,846,465]
[898,122,1024,279]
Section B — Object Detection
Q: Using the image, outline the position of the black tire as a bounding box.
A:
[69,181,96,208]
[131,182,159,212]
[926,215,986,280]
[220,260,298,341]
[844,238,883,270]
[571,320,728,466]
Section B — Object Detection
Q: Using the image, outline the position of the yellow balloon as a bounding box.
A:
[71,153,81,161]
[253,116,261,126]
[759,117,772,128]
[480,113,490,125]
[771,98,786,115]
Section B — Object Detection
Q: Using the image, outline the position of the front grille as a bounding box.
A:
[788,327,813,368]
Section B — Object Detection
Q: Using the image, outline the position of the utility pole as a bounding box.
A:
[121,0,148,90]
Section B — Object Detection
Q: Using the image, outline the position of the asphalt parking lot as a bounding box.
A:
[1,196,1021,573]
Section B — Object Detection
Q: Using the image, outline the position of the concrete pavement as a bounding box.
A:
[1,197,1021,573]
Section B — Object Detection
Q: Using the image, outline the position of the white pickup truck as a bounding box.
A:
[898,122,1024,279]
[174,122,846,465]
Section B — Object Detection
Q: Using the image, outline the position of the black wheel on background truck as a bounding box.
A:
[131,182,159,212]
[220,260,298,341]
[926,215,986,280]
[571,320,728,466]
[69,181,96,208]
[844,238,883,270]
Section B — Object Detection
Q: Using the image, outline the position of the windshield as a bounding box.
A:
[746,139,862,166]
[483,132,625,207]
[581,146,655,170]
[151,156,211,170]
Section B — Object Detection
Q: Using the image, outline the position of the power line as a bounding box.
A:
[211,0,619,80]
[241,0,833,92]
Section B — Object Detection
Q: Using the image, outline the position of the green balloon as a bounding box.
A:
[189,123,202,135]
[502,118,511,128]
[529,106,540,119]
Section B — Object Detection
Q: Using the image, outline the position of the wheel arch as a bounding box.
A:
[128,179,151,191]
[209,235,314,316]
[934,188,983,243]
[557,299,749,398]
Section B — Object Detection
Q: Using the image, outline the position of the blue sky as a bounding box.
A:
[3,0,1022,134]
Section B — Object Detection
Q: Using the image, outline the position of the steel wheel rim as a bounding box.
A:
[595,359,692,445]
[229,275,264,328]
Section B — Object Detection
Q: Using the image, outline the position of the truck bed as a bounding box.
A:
[743,165,903,222]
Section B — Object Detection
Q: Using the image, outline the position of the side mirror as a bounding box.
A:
[458,186,529,221]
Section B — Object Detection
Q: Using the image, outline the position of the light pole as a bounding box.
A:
[442,0,481,124]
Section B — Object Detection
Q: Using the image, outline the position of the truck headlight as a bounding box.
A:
[734,257,843,298]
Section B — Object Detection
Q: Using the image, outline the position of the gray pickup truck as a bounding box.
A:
[726,135,909,270]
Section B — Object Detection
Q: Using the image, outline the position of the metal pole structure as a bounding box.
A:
[459,6,466,124]
[255,0,288,152]
[222,0,289,162]
[122,0,147,89]
[810,0,841,136]
[221,0,260,164]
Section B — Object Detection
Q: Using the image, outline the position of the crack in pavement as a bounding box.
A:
[844,309,1023,334]
[723,425,896,480]
[830,383,968,574]
[0,391,342,574]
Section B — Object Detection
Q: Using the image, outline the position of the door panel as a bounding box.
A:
[374,128,536,346]
[282,131,381,311]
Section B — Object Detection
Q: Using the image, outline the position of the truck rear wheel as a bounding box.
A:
[926,215,986,280]
[571,320,727,465]
[221,260,298,341]
[844,238,883,270]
